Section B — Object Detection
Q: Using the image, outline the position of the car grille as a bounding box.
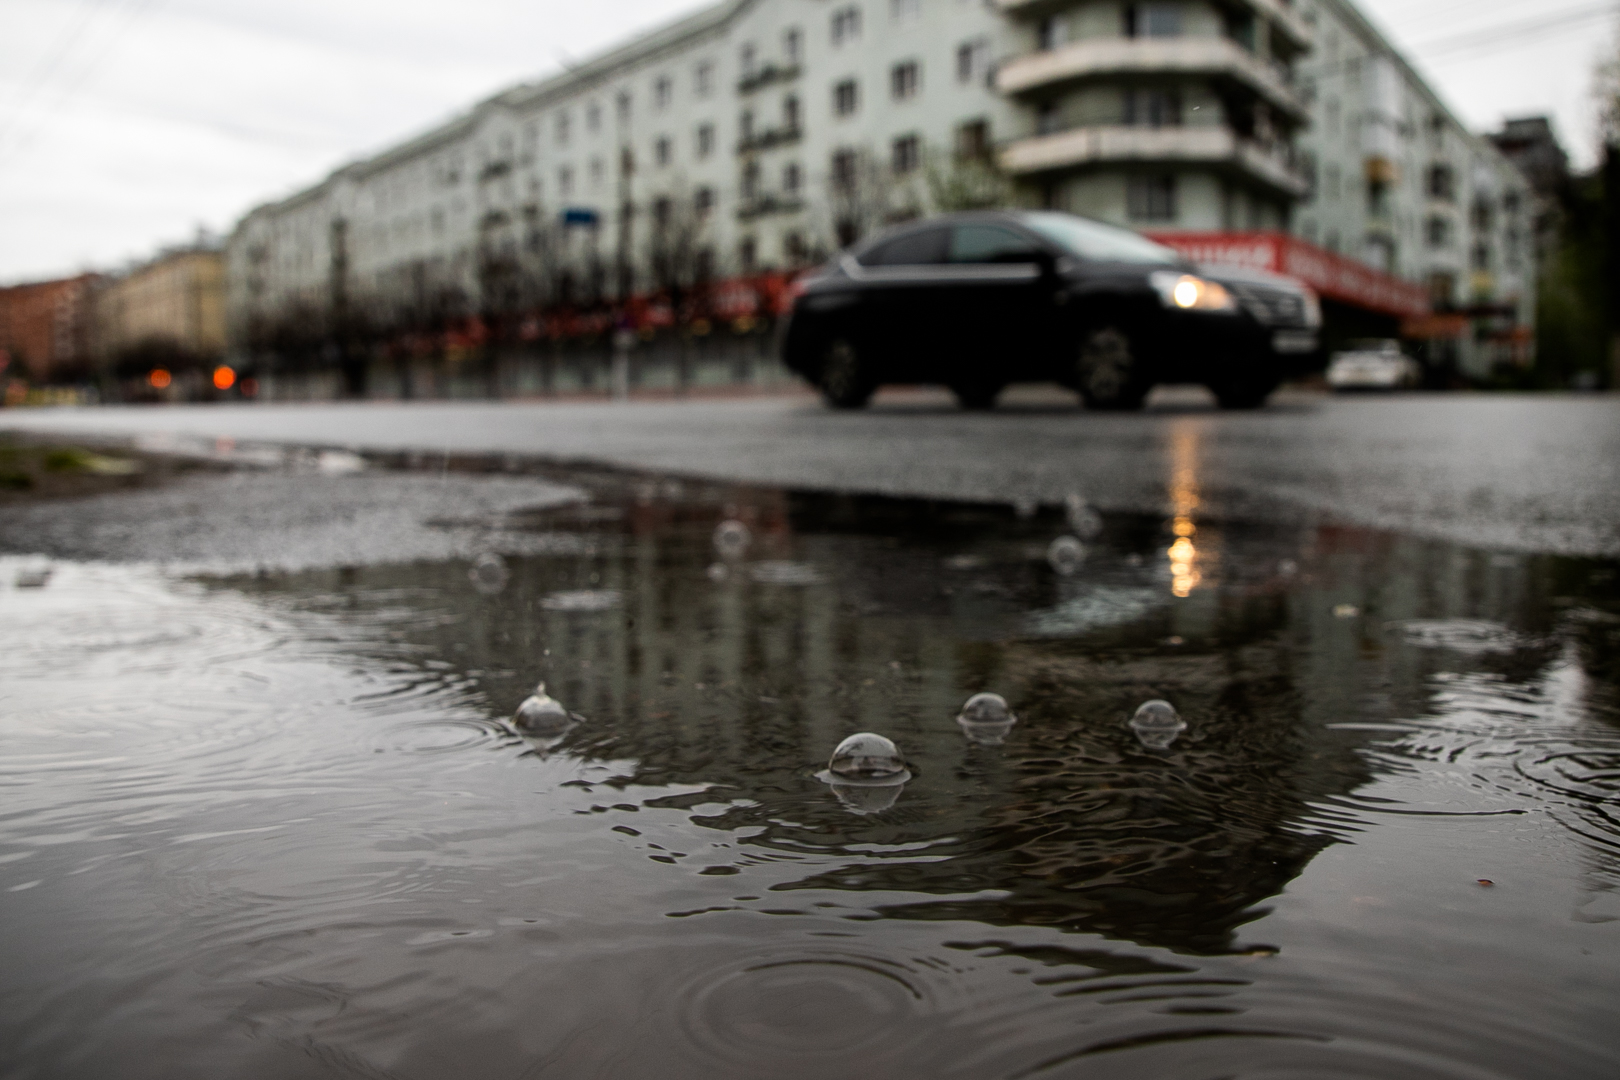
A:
[1227,283,1308,327]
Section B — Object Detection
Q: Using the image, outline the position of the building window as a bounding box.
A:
[1471,243,1491,271]
[1426,215,1450,248]
[785,231,808,263]
[740,109,754,140]
[1036,100,1060,136]
[1428,271,1455,308]
[1125,3,1182,38]
[694,186,714,215]
[1470,197,1493,232]
[834,79,859,117]
[739,236,758,273]
[1124,88,1182,127]
[555,111,571,146]
[784,161,802,192]
[957,39,990,84]
[955,119,990,161]
[891,61,919,101]
[784,27,802,64]
[783,95,800,130]
[653,196,672,230]
[831,6,861,45]
[1426,163,1454,201]
[697,123,715,158]
[617,92,632,121]
[892,134,920,174]
[740,43,756,77]
[654,76,672,109]
[742,160,761,199]
[620,146,635,176]
[695,61,714,97]
[587,101,601,132]
[1126,174,1176,221]
[1038,15,1068,50]
[590,157,604,186]
[559,166,574,198]
[655,136,671,167]
[831,148,858,191]
[891,0,920,21]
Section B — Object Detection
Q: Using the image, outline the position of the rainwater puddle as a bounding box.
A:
[1,476,1617,1079]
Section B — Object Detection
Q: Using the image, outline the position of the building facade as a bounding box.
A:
[226,0,1532,382]
[0,274,101,390]
[93,246,227,370]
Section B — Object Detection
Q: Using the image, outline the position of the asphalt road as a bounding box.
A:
[4,387,1618,558]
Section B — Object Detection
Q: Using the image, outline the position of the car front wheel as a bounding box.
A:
[818,338,876,409]
[1074,326,1150,411]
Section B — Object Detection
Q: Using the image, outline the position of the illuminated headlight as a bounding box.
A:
[1300,288,1322,328]
[1149,271,1237,312]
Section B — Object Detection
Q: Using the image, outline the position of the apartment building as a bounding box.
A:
[93,245,227,368]
[226,0,1532,378]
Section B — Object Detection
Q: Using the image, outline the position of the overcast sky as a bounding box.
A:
[0,0,1612,284]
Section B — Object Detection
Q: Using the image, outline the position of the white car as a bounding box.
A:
[1327,341,1421,391]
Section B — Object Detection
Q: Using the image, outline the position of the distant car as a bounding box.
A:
[1327,341,1421,391]
[780,210,1322,411]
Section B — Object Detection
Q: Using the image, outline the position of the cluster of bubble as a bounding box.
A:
[1046,494,1105,577]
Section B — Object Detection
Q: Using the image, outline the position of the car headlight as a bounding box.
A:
[1149,271,1237,313]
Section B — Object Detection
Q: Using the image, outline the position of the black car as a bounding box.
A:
[780,210,1322,410]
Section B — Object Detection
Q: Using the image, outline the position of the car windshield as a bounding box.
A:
[1023,212,1184,265]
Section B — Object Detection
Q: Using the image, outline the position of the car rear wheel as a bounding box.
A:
[818,338,875,409]
[1074,326,1150,411]
[949,378,1005,411]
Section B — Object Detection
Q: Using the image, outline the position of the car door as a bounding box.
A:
[941,223,1058,384]
[847,224,951,379]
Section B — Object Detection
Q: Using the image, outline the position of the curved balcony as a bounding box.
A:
[998,124,1309,199]
[993,1,1312,52]
[995,36,1307,123]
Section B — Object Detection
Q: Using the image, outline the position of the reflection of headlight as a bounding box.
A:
[1149,271,1237,312]
[1300,288,1322,328]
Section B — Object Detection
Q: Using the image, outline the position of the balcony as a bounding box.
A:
[993,1,1311,52]
[736,193,805,221]
[998,124,1309,199]
[736,125,803,154]
[737,63,800,95]
[995,36,1307,123]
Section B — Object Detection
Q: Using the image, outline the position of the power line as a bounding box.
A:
[1409,2,1617,58]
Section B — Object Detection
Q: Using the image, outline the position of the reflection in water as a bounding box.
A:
[2,478,1618,1080]
[1167,421,1203,598]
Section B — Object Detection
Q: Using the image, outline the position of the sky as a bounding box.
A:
[0,0,1613,284]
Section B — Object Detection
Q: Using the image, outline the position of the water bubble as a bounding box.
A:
[706,562,730,583]
[957,692,1017,745]
[827,733,906,779]
[1129,699,1187,749]
[713,519,752,560]
[468,552,510,594]
[1064,494,1103,540]
[1046,535,1087,576]
[513,681,579,736]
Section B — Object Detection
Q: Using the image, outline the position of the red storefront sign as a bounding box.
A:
[1145,231,1430,319]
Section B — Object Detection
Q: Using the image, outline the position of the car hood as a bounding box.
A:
[1194,263,1309,293]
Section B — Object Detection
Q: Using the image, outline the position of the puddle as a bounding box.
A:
[1,472,1617,1079]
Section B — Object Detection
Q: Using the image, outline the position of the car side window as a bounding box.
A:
[857,226,949,266]
[949,225,1043,264]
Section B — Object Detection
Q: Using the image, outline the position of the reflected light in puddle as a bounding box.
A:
[1167,422,1204,598]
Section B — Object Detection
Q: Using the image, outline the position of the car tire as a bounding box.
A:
[818,338,875,409]
[1210,376,1279,410]
[950,378,1005,411]
[1074,326,1150,411]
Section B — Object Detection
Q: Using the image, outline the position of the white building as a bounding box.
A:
[227,0,1532,379]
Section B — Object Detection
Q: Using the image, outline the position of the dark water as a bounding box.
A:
[2,471,1618,1079]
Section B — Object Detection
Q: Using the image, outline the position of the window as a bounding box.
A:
[1428,271,1455,307]
[891,0,920,21]
[1126,3,1182,38]
[587,101,601,132]
[831,148,859,190]
[1426,163,1454,201]
[1038,15,1068,50]
[1036,100,1061,136]
[590,157,604,186]
[741,44,756,77]
[858,226,949,266]
[949,225,1042,264]
[834,79,859,116]
[620,146,635,176]
[742,160,761,199]
[831,6,861,45]
[654,76,672,109]
[957,39,990,84]
[785,231,807,263]
[892,134,919,174]
[740,109,755,140]
[783,95,800,130]
[891,61,919,100]
[617,91,632,121]
[739,236,758,273]
[1126,175,1177,221]
[1426,215,1450,248]
[784,162,801,192]
[695,61,714,96]
[555,111,571,146]
[956,119,990,161]
[1470,198,1493,232]
[697,123,715,158]
[559,166,574,197]
[694,186,714,215]
[1124,88,1182,127]
[784,28,802,63]
[655,136,671,167]
[1471,243,1491,271]
[653,197,672,230]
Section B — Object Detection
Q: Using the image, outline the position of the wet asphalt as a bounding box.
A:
[3,386,1617,558]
